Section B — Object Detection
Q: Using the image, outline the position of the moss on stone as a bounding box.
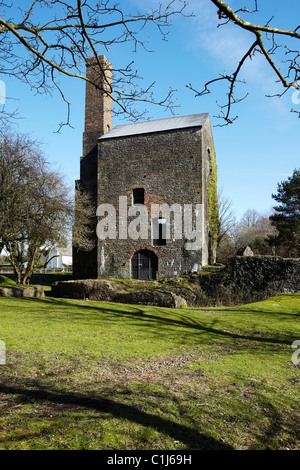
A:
[207,143,219,263]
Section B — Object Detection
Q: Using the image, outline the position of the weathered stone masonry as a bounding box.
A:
[97,121,212,279]
[73,56,113,279]
[73,56,216,280]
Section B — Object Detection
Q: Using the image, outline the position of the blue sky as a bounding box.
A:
[1,0,300,221]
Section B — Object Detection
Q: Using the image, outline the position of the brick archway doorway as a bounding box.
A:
[131,249,158,280]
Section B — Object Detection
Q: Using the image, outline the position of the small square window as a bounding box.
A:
[133,188,145,205]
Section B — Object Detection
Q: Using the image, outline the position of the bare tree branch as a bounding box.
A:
[0,0,191,129]
[188,0,300,124]
[0,129,95,283]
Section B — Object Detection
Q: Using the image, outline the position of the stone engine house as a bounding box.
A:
[73,56,216,281]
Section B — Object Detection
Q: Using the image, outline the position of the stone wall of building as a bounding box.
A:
[73,55,215,281]
[96,124,212,279]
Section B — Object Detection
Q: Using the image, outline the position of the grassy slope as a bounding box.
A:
[0,272,73,291]
[0,275,17,287]
[0,294,299,450]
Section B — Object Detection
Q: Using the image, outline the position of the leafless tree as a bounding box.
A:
[0,130,94,284]
[188,0,300,125]
[216,189,237,263]
[72,181,96,253]
[217,188,236,243]
[240,209,261,229]
[0,0,190,130]
[217,206,278,261]
[234,209,277,252]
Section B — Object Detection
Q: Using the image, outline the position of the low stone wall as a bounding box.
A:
[51,279,123,301]
[51,279,187,308]
[121,289,187,308]
[51,256,300,308]
[194,256,300,306]
[0,286,45,298]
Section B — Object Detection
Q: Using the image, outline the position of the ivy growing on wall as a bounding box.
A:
[207,143,219,264]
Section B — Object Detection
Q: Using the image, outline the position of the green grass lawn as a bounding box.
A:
[0,272,73,291]
[0,275,18,287]
[0,293,299,450]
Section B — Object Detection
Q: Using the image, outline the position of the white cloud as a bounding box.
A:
[185,0,293,115]
[187,0,253,68]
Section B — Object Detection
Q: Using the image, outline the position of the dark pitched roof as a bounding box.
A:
[99,113,209,140]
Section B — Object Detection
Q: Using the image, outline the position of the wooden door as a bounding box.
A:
[131,250,158,280]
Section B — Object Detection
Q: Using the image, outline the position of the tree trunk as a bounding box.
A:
[23,245,39,285]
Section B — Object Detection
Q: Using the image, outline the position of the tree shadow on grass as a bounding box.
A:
[18,297,297,348]
[0,382,233,450]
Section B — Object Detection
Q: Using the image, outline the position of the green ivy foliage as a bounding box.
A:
[207,143,219,263]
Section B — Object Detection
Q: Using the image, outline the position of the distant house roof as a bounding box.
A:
[99,113,209,140]
[53,247,72,257]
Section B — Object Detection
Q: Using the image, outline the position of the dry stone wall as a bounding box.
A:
[52,256,300,308]
[51,279,187,308]
[0,286,44,298]
[195,256,300,305]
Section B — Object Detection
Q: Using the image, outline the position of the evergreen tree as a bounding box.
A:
[270,169,300,257]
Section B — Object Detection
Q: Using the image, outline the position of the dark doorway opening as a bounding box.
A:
[131,249,158,280]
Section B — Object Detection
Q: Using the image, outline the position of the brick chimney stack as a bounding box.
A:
[80,54,113,196]
[84,55,113,137]
[81,54,113,195]
[74,56,113,279]
[80,55,113,210]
